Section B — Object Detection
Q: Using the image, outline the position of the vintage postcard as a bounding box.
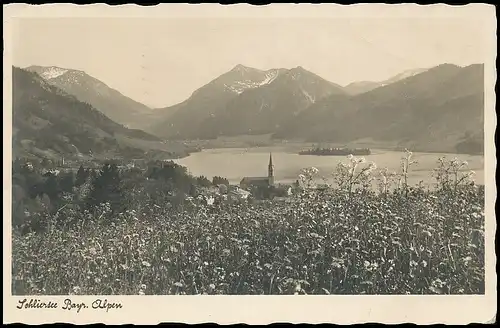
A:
[3,3,497,325]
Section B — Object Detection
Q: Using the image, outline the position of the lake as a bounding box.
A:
[173,146,485,187]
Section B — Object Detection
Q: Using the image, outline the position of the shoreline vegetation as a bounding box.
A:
[11,150,484,295]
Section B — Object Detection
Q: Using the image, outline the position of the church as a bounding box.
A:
[239,153,275,189]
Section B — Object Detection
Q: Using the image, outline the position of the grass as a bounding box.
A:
[12,185,484,296]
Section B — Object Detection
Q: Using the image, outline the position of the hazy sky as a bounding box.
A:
[12,16,489,108]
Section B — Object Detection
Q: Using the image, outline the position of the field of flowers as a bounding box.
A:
[11,154,485,295]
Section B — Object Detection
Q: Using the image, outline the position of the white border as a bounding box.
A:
[3,3,497,324]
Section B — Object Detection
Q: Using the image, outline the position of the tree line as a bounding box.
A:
[11,158,231,234]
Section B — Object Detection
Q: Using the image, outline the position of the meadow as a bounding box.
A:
[11,152,485,295]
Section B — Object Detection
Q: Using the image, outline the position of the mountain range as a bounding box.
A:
[16,62,485,157]
[11,66,184,161]
[147,63,483,154]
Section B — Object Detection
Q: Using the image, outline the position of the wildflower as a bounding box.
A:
[89,247,97,255]
[432,278,446,288]
[72,286,81,294]
[347,154,354,160]
[142,261,151,267]
[422,230,432,237]
[332,261,342,269]
[421,260,428,268]
[462,256,472,264]
[141,284,147,290]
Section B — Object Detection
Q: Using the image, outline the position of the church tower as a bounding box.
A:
[268,153,274,186]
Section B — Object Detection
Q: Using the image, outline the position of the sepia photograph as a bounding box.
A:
[3,3,497,325]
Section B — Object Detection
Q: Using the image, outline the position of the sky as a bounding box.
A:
[12,14,490,108]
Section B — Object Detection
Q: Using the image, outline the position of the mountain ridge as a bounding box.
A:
[344,67,431,95]
[12,66,172,161]
[26,65,153,129]
[273,63,484,154]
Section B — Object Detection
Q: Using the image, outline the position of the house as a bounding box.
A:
[240,153,275,189]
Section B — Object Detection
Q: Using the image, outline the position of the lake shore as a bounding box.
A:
[177,135,484,157]
[173,146,485,187]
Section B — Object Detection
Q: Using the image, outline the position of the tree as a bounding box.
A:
[59,171,75,193]
[40,158,50,168]
[197,175,212,188]
[87,163,125,213]
[43,173,60,203]
[212,176,229,186]
[75,165,87,186]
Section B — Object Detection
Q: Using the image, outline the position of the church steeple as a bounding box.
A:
[268,153,274,186]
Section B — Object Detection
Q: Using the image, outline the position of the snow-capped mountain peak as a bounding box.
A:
[39,66,69,80]
[222,68,282,94]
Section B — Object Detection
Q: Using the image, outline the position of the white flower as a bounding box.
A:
[347,154,354,160]
[339,163,350,169]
